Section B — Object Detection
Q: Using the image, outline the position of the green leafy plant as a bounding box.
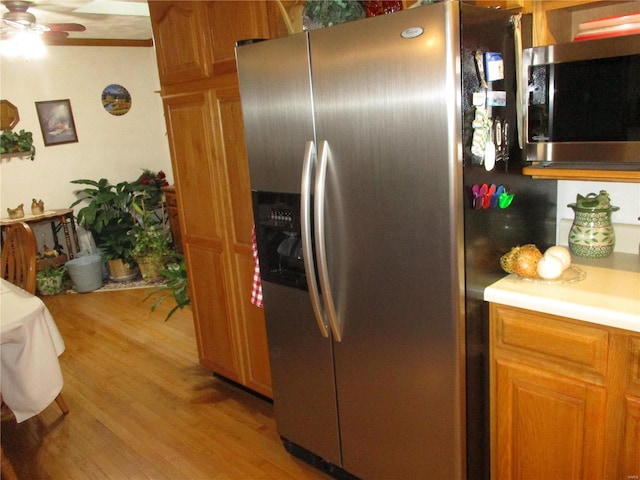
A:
[70,178,137,265]
[0,129,35,160]
[36,265,67,295]
[130,169,169,209]
[36,264,65,279]
[131,199,174,279]
[145,257,190,321]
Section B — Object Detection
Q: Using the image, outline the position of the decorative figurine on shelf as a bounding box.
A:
[7,203,24,219]
[42,244,59,258]
[31,198,44,215]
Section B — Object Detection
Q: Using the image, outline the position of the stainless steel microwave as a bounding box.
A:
[523,34,640,167]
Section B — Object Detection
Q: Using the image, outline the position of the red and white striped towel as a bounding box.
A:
[250,226,263,308]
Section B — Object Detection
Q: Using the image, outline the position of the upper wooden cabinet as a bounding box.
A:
[205,1,271,76]
[528,0,640,46]
[149,1,272,86]
[149,2,213,85]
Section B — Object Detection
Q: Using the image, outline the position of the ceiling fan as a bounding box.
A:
[1,1,86,40]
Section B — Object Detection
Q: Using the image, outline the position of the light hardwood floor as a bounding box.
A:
[1,288,332,480]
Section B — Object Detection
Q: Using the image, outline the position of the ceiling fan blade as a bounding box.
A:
[41,30,68,39]
[44,23,85,33]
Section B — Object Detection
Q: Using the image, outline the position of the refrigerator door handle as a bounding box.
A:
[315,140,342,342]
[301,140,330,338]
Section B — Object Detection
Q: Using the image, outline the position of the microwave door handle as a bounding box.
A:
[301,140,330,338]
[314,140,343,342]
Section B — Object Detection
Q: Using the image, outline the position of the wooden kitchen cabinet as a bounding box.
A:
[148,2,213,86]
[149,1,273,89]
[149,1,278,398]
[526,0,640,47]
[490,304,640,479]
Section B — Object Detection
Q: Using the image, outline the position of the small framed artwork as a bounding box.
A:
[35,99,78,146]
[101,84,131,116]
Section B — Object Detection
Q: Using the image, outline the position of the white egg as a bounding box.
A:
[536,254,565,280]
[544,246,572,270]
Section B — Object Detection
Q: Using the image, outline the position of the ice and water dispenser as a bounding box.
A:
[253,191,308,290]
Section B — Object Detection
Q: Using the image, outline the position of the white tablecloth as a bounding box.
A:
[0,278,66,422]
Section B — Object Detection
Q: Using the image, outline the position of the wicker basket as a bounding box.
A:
[107,258,139,282]
[137,257,163,282]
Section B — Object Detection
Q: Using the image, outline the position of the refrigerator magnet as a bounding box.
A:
[487,91,506,107]
[484,52,504,82]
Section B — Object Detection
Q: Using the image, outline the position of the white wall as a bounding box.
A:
[0,45,172,217]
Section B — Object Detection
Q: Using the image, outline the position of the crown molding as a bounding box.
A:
[43,38,153,47]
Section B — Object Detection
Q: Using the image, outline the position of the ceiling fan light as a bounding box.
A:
[1,29,45,60]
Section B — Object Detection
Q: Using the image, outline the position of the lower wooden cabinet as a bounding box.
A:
[162,88,272,398]
[490,304,640,480]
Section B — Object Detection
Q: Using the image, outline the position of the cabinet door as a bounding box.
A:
[623,337,640,477]
[493,359,608,480]
[622,396,640,478]
[210,85,271,397]
[163,91,242,381]
[187,243,241,380]
[205,1,271,76]
[149,1,213,85]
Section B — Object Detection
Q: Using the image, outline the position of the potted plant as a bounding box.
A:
[70,178,138,281]
[145,257,190,321]
[36,265,67,296]
[130,169,169,209]
[0,129,35,160]
[131,199,173,281]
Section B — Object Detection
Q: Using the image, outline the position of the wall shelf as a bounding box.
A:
[523,165,640,183]
[0,150,34,160]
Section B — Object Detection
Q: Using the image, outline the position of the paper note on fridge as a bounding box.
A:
[484,52,504,81]
[487,91,506,107]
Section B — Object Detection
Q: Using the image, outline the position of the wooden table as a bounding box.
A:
[0,279,66,422]
[1,208,81,269]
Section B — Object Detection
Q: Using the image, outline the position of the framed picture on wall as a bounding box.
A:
[35,99,78,146]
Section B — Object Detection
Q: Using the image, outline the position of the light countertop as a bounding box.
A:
[484,252,640,333]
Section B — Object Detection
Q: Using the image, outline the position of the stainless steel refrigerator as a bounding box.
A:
[236,3,556,479]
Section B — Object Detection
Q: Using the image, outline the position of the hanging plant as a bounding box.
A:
[0,129,35,160]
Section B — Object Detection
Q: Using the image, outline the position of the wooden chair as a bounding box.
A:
[1,222,37,295]
[1,445,18,480]
[1,221,69,411]
[1,224,69,479]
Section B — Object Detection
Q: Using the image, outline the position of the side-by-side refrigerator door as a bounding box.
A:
[309,4,465,479]
[237,35,315,194]
[236,35,342,466]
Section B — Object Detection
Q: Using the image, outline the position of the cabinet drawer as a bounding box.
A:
[493,305,609,377]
